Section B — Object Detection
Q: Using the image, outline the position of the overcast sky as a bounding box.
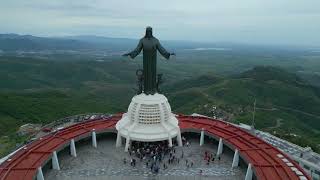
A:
[1,0,319,46]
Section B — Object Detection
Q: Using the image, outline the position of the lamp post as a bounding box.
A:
[252,98,256,129]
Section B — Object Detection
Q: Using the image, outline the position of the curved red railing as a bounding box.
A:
[0,114,310,180]
[178,115,310,180]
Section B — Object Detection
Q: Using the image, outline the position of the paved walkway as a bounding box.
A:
[45,134,246,180]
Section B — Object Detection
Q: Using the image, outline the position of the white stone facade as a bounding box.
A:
[116,93,182,150]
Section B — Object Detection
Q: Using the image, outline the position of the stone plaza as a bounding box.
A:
[44,133,246,180]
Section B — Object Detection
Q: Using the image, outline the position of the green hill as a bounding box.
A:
[1,57,320,157]
[167,66,320,152]
[239,66,304,84]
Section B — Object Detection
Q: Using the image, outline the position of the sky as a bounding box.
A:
[0,0,320,46]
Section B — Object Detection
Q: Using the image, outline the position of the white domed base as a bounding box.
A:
[116,93,182,151]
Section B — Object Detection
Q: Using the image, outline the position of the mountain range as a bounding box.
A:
[0,33,311,53]
[0,33,320,157]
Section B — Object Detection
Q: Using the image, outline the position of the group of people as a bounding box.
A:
[123,137,195,174]
[122,136,220,174]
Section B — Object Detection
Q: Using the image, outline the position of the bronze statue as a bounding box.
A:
[123,26,175,95]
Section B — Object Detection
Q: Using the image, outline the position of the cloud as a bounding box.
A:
[0,0,319,46]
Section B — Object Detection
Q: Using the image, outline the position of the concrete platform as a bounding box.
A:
[44,133,246,180]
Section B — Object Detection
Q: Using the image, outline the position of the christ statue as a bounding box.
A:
[123,26,175,95]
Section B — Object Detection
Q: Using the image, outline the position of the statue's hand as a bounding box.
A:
[170,52,176,56]
[122,53,130,57]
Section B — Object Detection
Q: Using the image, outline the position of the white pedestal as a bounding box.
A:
[116,93,182,150]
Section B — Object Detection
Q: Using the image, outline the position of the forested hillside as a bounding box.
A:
[0,53,320,157]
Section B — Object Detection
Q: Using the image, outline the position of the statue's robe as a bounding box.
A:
[128,37,170,95]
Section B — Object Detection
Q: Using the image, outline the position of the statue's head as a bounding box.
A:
[145,26,153,38]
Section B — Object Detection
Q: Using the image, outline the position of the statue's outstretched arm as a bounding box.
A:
[123,39,143,59]
[157,41,171,59]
